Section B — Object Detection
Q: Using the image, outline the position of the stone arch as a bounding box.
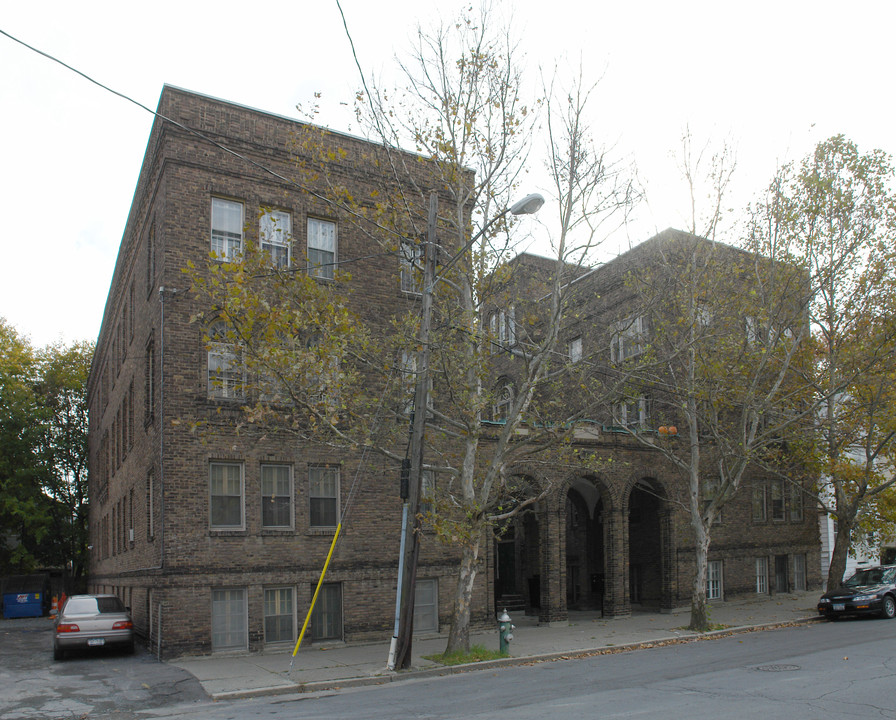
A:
[563,475,614,613]
[625,476,673,611]
[492,470,547,615]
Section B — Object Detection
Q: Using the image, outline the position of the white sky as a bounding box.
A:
[2,0,894,347]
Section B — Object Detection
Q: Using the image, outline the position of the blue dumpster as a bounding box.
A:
[3,592,44,619]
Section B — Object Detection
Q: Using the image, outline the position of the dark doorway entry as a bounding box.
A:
[628,482,663,609]
[565,486,605,611]
[775,554,789,593]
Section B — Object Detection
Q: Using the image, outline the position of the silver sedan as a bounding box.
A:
[53,594,134,660]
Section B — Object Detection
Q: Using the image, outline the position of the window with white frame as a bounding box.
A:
[613,396,648,430]
[311,582,342,641]
[264,586,294,644]
[210,462,244,529]
[568,336,583,363]
[489,308,516,351]
[752,482,768,522]
[492,381,514,422]
[211,588,247,651]
[611,315,646,362]
[770,478,786,521]
[400,350,433,416]
[420,469,435,516]
[793,554,807,591]
[307,218,336,279]
[400,238,423,294]
[755,557,769,594]
[260,209,291,268]
[261,464,293,528]
[414,578,438,634]
[703,476,723,524]
[207,322,245,399]
[707,560,723,600]
[789,483,803,521]
[211,198,243,261]
[309,466,340,528]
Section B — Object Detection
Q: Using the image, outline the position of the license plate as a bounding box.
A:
[88,638,105,647]
[833,603,845,611]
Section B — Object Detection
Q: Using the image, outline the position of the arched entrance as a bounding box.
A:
[565,479,606,612]
[627,479,666,609]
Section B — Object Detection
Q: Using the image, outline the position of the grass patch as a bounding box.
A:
[423,644,509,666]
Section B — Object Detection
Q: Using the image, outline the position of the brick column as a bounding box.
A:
[538,502,567,625]
[603,503,630,617]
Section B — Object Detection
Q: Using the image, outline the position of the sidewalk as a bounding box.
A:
[171,591,822,701]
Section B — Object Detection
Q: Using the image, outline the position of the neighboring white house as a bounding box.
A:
[818,511,879,589]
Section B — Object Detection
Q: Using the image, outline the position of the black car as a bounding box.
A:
[817,565,896,620]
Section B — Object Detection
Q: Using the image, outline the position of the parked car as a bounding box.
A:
[817,565,896,620]
[53,594,134,660]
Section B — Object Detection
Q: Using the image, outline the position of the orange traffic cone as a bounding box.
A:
[50,596,58,617]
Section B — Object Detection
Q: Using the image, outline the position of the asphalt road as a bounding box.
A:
[0,616,208,719]
[3,614,895,719]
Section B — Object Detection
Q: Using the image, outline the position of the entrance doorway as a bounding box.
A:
[628,481,664,609]
[565,483,605,612]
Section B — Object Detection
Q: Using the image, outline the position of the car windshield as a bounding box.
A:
[844,567,896,586]
[64,597,126,615]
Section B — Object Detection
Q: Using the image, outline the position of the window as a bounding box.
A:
[264,587,294,644]
[492,381,514,423]
[703,477,723,523]
[752,482,768,522]
[707,560,723,600]
[208,322,245,399]
[307,218,336,279]
[793,554,807,591]
[311,583,342,641]
[755,557,769,594]
[770,478,786,521]
[611,316,646,362]
[145,336,155,423]
[211,588,247,651]
[490,307,516,350]
[261,464,293,528]
[400,238,423,294]
[568,336,583,363]
[400,350,432,416]
[789,483,803,521]
[147,469,154,540]
[309,466,340,528]
[211,198,243,261]
[414,578,438,634]
[210,462,244,529]
[146,222,156,295]
[260,209,291,268]
[420,469,435,517]
[613,396,648,430]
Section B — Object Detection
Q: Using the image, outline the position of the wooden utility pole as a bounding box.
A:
[393,191,438,669]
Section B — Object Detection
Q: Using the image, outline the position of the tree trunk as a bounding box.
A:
[689,523,711,631]
[827,516,853,589]
[445,533,482,654]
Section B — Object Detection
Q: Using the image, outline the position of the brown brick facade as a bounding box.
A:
[88,88,820,659]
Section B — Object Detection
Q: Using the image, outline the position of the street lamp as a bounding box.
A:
[388,191,544,671]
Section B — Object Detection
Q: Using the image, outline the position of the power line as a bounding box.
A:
[0,26,416,247]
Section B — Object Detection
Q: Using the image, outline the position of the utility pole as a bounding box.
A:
[393,191,438,670]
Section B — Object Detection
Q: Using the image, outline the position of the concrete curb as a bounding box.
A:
[209,615,825,701]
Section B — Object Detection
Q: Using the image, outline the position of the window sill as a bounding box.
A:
[306,528,338,536]
[209,528,247,536]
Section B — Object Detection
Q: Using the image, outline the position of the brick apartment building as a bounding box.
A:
[87,86,820,658]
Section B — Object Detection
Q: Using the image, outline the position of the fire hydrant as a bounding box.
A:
[497,608,515,654]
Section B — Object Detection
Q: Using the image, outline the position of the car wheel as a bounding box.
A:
[53,644,65,661]
[881,595,896,619]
